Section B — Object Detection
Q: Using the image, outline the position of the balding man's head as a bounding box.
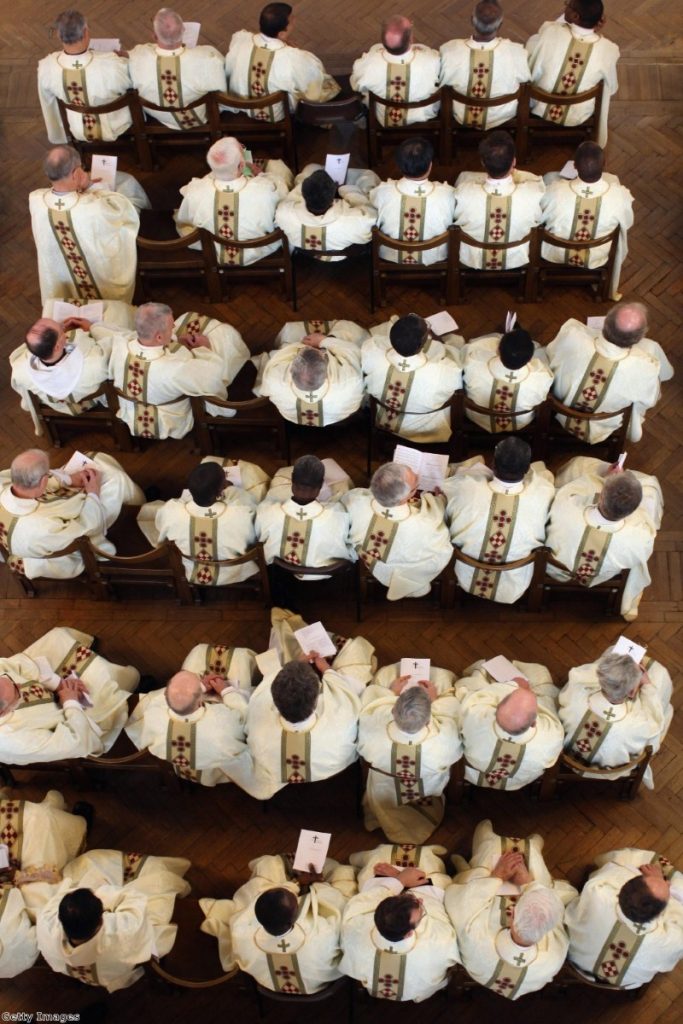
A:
[496,687,537,734]
[26,318,66,362]
[0,675,19,716]
[153,7,184,48]
[165,671,202,716]
[602,302,648,349]
[44,145,81,184]
[382,15,413,55]
[207,137,243,181]
[472,1,504,37]
[10,450,50,493]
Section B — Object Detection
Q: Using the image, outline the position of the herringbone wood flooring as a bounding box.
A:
[0,1,681,1020]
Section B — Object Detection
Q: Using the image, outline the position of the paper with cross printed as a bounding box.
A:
[47,208,101,302]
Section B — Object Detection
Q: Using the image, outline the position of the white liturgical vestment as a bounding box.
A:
[256,497,355,571]
[370,177,457,265]
[126,645,257,785]
[340,876,459,1001]
[565,848,683,987]
[439,37,530,129]
[362,318,463,442]
[350,843,452,891]
[200,853,355,991]
[526,20,619,146]
[453,171,544,268]
[0,452,143,579]
[546,318,673,444]
[38,48,132,144]
[351,44,441,125]
[37,848,191,991]
[443,458,554,603]
[29,187,139,305]
[358,664,461,842]
[541,172,633,299]
[225,31,340,120]
[456,660,564,789]
[344,490,453,601]
[128,42,226,128]
[275,169,378,256]
[462,333,553,431]
[0,625,138,763]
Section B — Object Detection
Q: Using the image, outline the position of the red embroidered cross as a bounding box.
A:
[304,234,323,250]
[286,753,306,782]
[493,976,515,994]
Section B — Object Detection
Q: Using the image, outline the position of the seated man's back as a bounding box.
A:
[462,326,553,432]
[276,166,377,256]
[128,7,226,128]
[225,3,340,121]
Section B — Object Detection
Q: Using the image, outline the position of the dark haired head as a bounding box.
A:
[259,3,292,37]
[374,893,421,942]
[26,322,61,361]
[255,887,298,934]
[493,436,531,482]
[271,661,320,723]
[396,137,434,179]
[301,170,337,216]
[389,314,428,357]
[479,130,515,178]
[187,462,225,507]
[58,889,104,944]
[618,876,667,925]
[574,141,604,183]
[499,328,534,369]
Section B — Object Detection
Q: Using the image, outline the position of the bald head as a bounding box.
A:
[26,318,66,362]
[602,302,648,349]
[496,687,537,734]
[44,145,81,184]
[207,137,243,181]
[11,449,50,492]
[382,15,413,55]
[0,675,18,716]
[165,671,202,716]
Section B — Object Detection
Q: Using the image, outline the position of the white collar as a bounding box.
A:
[488,355,531,383]
[129,338,169,360]
[168,704,206,724]
[382,47,414,64]
[569,23,599,40]
[493,718,536,744]
[386,348,426,372]
[495,929,538,967]
[1,487,38,515]
[213,175,248,194]
[490,476,525,495]
[26,345,85,401]
[571,177,609,198]
[595,335,630,360]
[397,177,433,198]
[485,174,514,193]
[282,498,324,521]
[370,498,412,522]
[587,690,630,722]
[256,33,286,49]
[387,720,430,745]
[467,37,499,49]
[586,505,623,530]
[289,377,330,403]
[155,44,185,57]
[186,500,226,519]
[281,709,318,732]
[371,925,418,954]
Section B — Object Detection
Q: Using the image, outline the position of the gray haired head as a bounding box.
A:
[392,686,432,733]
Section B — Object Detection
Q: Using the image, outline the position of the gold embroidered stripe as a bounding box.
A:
[391,740,423,803]
[189,514,219,586]
[566,194,602,266]
[486,955,528,998]
[0,798,24,867]
[377,365,414,430]
[248,45,277,121]
[18,681,55,708]
[384,63,410,127]
[470,492,520,601]
[295,398,324,426]
[203,645,235,675]
[303,320,331,334]
[156,54,201,128]
[213,190,243,265]
[166,719,201,783]
[501,835,531,860]
[498,893,519,928]
[593,918,646,985]
[281,730,311,783]
[484,194,512,269]
[0,505,22,571]
[122,852,149,883]
[465,48,493,128]
[486,378,522,432]
[357,514,399,570]
[478,737,525,789]
[567,707,613,762]
[548,36,594,123]
[55,640,97,680]
[122,355,160,438]
[175,312,212,336]
[47,208,101,301]
[389,843,423,868]
[279,514,312,566]
[300,225,327,254]
[565,350,619,438]
[372,948,407,1000]
[66,963,100,986]
[398,195,426,264]
[266,951,306,993]
[571,525,612,587]
[62,66,102,140]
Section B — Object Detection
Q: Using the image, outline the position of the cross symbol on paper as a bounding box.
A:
[398,359,411,371]
[513,952,527,966]
[277,938,290,952]
[295,507,307,520]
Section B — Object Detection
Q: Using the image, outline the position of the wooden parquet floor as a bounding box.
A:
[0,2,681,1020]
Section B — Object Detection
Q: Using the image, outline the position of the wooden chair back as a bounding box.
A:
[450,544,546,610]
[371,225,458,309]
[442,83,524,144]
[201,226,293,304]
[541,547,629,616]
[291,242,371,311]
[536,225,619,302]
[452,226,538,302]
[367,392,461,473]
[0,536,92,598]
[26,382,132,452]
[80,537,192,604]
[135,227,220,302]
[516,79,604,160]
[535,392,633,463]
[453,392,545,459]
[270,557,360,620]
[366,87,449,165]
[174,542,271,605]
[190,394,287,458]
[214,90,296,169]
[56,90,144,164]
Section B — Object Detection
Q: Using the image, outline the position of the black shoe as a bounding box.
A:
[72,800,95,834]
[138,674,161,693]
[144,485,162,502]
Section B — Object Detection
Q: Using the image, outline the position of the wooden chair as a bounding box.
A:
[366,88,449,166]
[214,90,297,169]
[80,538,193,604]
[135,222,220,303]
[131,91,216,169]
[201,226,293,305]
[370,226,458,310]
[555,959,650,999]
[516,80,605,161]
[541,549,629,617]
[0,536,94,599]
[452,226,538,302]
[291,243,371,312]
[539,746,654,801]
[452,391,545,459]
[191,395,287,459]
[443,83,523,149]
[357,550,454,620]
[366,392,461,474]
[176,542,271,605]
[249,973,353,1020]
[151,899,238,989]
[535,394,633,464]
[535,225,619,302]
[56,90,145,166]
[269,557,361,620]
[449,544,546,611]
[26,384,132,451]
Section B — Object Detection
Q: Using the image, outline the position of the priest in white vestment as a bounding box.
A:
[225,4,340,121]
[559,643,672,787]
[254,323,364,426]
[227,609,375,800]
[526,1,620,146]
[275,166,378,257]
[566,848,683,987]
[263,457,353,505]
[440,1,530,129]
[546,303,673,444]
[542,142,633,299]
[351,16,441,126]
[462,326,553,432]
[106,302,248,439]
[350,843,452,891]
[443,438,554,603]
[0,449,143,579]
[358,665,461,842]
[38,10,132,144]
[344,463,453,601]
[129,8,226,129]
[37,847,191,991]
[546,461,660,620]
[137,460,260,587]
[201,852,356,991]
[0,625,139,764]
[454,130,544,269]
[175,137,293,265]
[456,658,564,789]
[0,790,89,978]
[126,644,257,785]
[447,821,575,999]
[29,146,139,304]
[340,860,459,1001]
[362,314,463,443]
[370,138,457,265]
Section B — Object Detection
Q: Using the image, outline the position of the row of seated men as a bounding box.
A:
[30,132,635,305]
[38,2,620,145]
[0,611,673,810]
[0,439,663,618]
[12,302,672,446]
